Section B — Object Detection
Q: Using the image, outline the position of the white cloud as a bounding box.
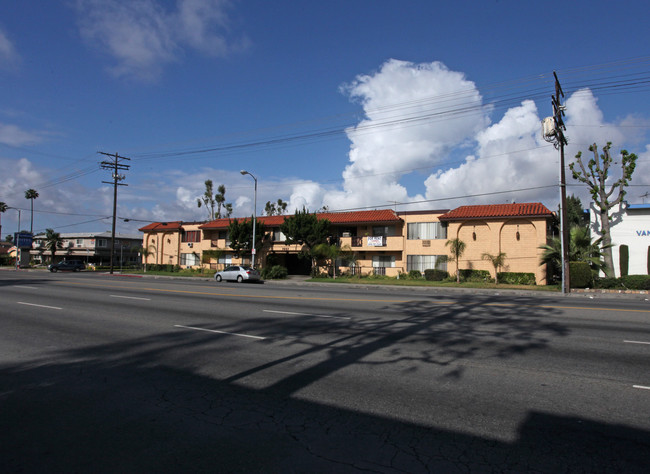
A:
[0,123,42,146]
[0,26,19,70]
[73,0,247,81]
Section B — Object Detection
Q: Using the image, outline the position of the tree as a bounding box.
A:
[197,180,216,220]
[197,181,233,220]
[445,238,466,283]
[281,208,331,272]
[138,245,155,272]
[569,142,637,277]
[44,228,63,263]
[482,252,507,284]
[227,218,265,259]
[264,199,288,216]
[312,243,349,278]
[24,189,38,234]
[539,226,609,281]
[0,201,7,239]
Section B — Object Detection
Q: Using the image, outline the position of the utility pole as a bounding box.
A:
[542,71,570,293]
[99,152,130,274]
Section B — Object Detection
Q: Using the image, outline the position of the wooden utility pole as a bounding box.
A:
[543,72,570,293]
[99,152,130,274]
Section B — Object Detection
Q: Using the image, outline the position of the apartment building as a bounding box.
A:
[139,202,552,284]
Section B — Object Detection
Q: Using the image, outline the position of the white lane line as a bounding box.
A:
[174,324,265,340]
[263,309,351,320]
[13,285,38,289]
[110,295,151,301]
[17,302,62,310]
[633,385,650,390]
[624,340,650,345]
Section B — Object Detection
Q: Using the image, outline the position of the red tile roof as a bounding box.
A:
[438,203,552,221]
[199,209,401,229]
[138,221,184,232]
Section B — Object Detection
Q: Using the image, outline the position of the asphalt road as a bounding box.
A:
[1,270,649,472]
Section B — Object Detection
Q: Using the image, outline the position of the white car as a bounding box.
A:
[214,265,261,283]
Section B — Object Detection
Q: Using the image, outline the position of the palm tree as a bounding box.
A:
[197,180,216,220]
[311,242,342,278]
[482,252,507,284]
[44,228,63,263]
[445,238,466,283]
[24,189,39,234]
[539,226,609,281]
[138,245,155,272]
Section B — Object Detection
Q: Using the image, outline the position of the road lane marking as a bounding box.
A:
[13,285,37,289]
[174,324,265,340]
[264,309,351,320]
[633,385,650,390]
[110,295,151,301]
[49,280,650,313]
[624,340,650,345]
[17,302,62,310]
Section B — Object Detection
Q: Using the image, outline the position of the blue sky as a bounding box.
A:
[1,0,650,239]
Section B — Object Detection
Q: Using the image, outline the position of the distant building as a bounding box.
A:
[591,202,650,277]
[30,231,142,266]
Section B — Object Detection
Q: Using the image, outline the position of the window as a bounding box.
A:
[272,227,286,242]
[218,230,228,240]
[372,226,395,237]
[372,255,395,268]
[182,230,201,243]
[97,239,107,248]
[407,255,447,272]
[76,239,84,246]
[180,253,200,266]
[407,222,447,240]
[217,253,232,265]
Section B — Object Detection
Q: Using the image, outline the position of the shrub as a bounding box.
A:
[619,245,629,277]
[262,265,288,280]
[570,261,592,288]
[408,270,422,279]
[459,269,491,282]
[497,272,536,285]
[424,269,448,281]
[594,277,620,289]
[620,275,650,290]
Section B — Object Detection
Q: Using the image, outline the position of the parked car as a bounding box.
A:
[48,260,86,272]
[214,265,261,283]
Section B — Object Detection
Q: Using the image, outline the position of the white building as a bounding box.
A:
[590,202,650,277]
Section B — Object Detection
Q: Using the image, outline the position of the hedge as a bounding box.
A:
[570,261,592,288]
[424,269,448,281]
[593,274,650,290]
[497,272,536,285]
[458,269,491,282]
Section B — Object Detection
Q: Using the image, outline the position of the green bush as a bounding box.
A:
[594,277,620,289]
[408,270,422,279]
[620,245,629,277]
[424,269,448,281]
[570,261,592,288]
[459,269,491,282]
[620,275,650,290]
[497,272,536,285]
[262,265,288,279]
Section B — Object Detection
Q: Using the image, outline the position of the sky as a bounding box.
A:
[1,0,650,239]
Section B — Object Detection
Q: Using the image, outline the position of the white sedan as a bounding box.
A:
[214,265,261,283]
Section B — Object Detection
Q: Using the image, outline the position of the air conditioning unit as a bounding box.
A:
[342,232,351,237]
[188,242,193,248]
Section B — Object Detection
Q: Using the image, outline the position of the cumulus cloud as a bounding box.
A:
[0,26,20,70]
[281,60,649,214]
[73,0,248,81]
[317,59,490,211]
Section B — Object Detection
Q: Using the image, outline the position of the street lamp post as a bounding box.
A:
[240,170,257,268]
[7,207,21,270]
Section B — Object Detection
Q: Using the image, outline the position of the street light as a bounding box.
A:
[7,207,21,271]
[240,170,257,268]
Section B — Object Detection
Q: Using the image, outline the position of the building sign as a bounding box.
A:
[14,232,33,249]
[635,230,650,236]
[367,236,384,247]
